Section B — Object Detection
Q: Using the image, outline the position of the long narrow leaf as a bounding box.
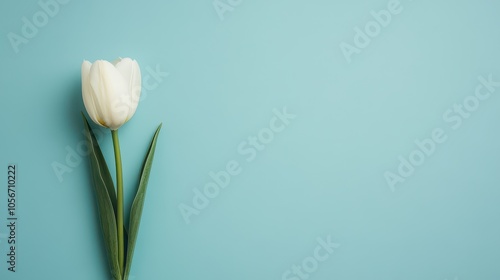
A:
[90,128,118,215]
[88,122,128,241]
[124,124,162,280]
[82,114,122,280]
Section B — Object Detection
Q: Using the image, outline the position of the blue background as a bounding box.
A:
[1,0,500,279]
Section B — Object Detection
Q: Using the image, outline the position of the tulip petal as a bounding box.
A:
[114,58,141,121]
[90,60,130,130]
[82,61,105,128]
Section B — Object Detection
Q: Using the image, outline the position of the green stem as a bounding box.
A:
[111,129,124,274]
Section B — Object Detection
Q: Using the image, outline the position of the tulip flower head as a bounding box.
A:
[82,58,141,130]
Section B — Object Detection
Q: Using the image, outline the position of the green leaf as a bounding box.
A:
[81,113,128,238]
[82,114,122,280]
[124,124,162,280]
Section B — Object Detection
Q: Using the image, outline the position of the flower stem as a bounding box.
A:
[111,129,124,274]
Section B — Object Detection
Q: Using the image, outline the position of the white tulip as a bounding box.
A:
[82,58,141,130]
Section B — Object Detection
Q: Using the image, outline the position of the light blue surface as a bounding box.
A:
[1,0,500,279]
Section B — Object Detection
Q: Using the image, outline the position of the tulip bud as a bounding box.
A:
[82,58,141,130]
